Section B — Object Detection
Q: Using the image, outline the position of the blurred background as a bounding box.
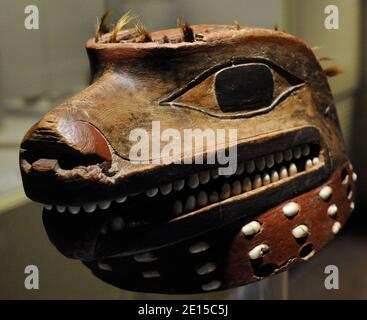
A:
[0,0,366,299]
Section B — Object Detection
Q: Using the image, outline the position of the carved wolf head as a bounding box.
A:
[19,23,356,293]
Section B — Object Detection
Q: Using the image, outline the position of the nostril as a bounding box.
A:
[20,118,112,170]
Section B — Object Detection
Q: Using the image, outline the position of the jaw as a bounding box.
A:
[44,161,355,294]
[41,126,331,259]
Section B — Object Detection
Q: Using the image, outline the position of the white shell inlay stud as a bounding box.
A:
[196,262,217,275]
[98,200,111,210]
[146,188,159,197]
[142,270,160,278]
[347,190,353,200]
[69,206,81,214]
[134,252,157,263]
[173,179,185,191]
[282,202,300,217]
[189,242,210,254]
[352,172,357,182]
[241,221,261,236]
[332,222,342,234]
[83,202,97,213]
[98,262,112,271]
[56,205,66,213]
[350,202,355,211]
[248,244,269,260]
[319,186,332,201]
[116,196,127,203]
[201,280,222,291]
[327,204,338,217]
[292,225,309,239]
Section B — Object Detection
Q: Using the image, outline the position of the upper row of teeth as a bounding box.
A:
[43,144,314,214]
[171,157,319,216]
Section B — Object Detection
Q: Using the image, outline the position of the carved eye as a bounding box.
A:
[161,62,304,118]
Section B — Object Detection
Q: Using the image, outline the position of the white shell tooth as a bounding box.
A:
[342,174,349,184]
[319,186,332,200]
[44,205,53,210]
[142,270,160,278]
[302,144,310,156]
[235,162,245,175]
[253,174,262,188]
[199,170,210,184]
[172,200,183,216]
[173,179,185,191]
[187,174,200,189]
[146,187,159,197]
[210,167,219,179]
[111,216,125,231]
[284,149,293,161]
[293,146,302,159]
[262,173,271,185]
[279,166,288,179]
[305,159,313,170]
[201,280,222,291]
[83,202,97,213]
[134,252,157,263]
[352,172,357,182]
[327,204,338,217]
[350,202,355,210]
[69,206,81,214]
[347,190,353,200]
[266,154,275,168]
[115,196,127,203]
[241,221,261,236]
[270,170,279,182]
[209,191,219,203]
[288,163,298,176]
[196,262,217,275]
[97,262,112,271]
[98,200,111,210]
[275,151,283,164]
[292,225,309,239]
[231,180,242,196]
[197,191,208,207]
[56,205,66,213]
[312,157,320,165]
[159,183,172,195]
[242,177,252,192]
[283,202,300,217]
[255,157,266,171]
[220,183,231,199]
[332,221,342,234]
[248,244,269,260]
[189,241,210,254]
[245,160,255,173]
[185,195,196,212]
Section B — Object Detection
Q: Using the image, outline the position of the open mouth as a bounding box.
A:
[42,141,324,227]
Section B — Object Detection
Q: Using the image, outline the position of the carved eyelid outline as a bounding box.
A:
[159,57,305,119]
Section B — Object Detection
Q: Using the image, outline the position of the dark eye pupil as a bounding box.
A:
[215,63,274,112]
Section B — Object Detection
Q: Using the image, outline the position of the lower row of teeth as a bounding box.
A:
[171,158,319,216]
